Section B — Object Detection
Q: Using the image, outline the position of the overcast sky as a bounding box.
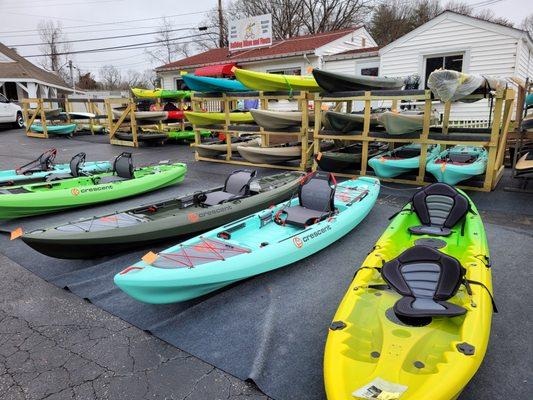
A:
[0,0,531,81]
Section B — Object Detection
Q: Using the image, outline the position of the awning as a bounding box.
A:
[194,63,236,77]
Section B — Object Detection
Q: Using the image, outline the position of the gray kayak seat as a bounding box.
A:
[382,245,466,318]
[409,183,469,236]
[100,152,134,183]
[46,152,86,181]
[202,169,257,206]
[284,172,336,228]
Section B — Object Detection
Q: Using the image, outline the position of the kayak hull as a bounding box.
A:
[316,144,387,172]
[324,189,492,400]
[234,68,320,92]
[167,130,211,141]
[250,109,308,130]
[22,172,303,259]
[195,137,260,157]
[426,146,487,185]
[114,177,380,303]
[0,163,187,219]
[185,111,254,125]
[30,123,77,135]
[182,74,250,92]
[131,88,192,99]
[368,144,440,178]
[313,69,404,92]
[324,111,381,133]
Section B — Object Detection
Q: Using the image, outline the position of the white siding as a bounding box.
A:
[316,28,377,57]
[516,39,533,82]
[241,56,319,74]
[380,15,520,122]
[323,56,380,75]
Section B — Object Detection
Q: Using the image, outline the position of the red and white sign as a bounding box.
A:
[228,14,272,52]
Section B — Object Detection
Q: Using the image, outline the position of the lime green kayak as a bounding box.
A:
[0,153,187,219]
[185,111,254,126]
[131,88,192,100]
[167,129,211,141]
[234,68,320,92]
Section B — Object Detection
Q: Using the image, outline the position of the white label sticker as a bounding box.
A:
[352,377,407,399]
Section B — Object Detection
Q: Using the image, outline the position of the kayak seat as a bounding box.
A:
[382,246,466,318]
[100,152,134,183]
[448,153,476,164]
[202,170,256,206]
[46,152,86,181]
[409,183,469,236]
[284,172,336,228]
[392,148,421,158]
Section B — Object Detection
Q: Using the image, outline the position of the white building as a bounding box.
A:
[0,43,74,103]
[155,27,377,90]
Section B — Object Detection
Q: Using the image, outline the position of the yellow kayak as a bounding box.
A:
[131,88,192,99]
[233,68,320,92]
[324,183,494,400]
[184,111,254,126]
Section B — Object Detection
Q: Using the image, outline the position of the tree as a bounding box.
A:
[521,14,533,36]
[76,72,98,90]
[98,65,123,90]
[368,0,414,46]
[301,0,371,34]
[37,20,71,79]
[145,17,191,65]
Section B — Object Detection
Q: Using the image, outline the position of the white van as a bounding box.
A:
[0,94,24,128]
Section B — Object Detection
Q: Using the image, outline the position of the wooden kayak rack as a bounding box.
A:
[190,91,313,171]
[311,88,515,192]
[22,97,112,138]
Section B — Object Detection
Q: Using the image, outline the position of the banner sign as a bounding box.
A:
[228,14,272,51]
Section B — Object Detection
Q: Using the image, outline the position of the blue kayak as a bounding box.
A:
[30,123,77,135]
[0,149,112,187]
[368,143,440,178]
[115,173,380,304]
[182,74,251,93]
[426,145,487,185]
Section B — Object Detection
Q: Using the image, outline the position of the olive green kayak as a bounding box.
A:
[0,153,187,219]
[20,171,303,259]
[185,111,254,126]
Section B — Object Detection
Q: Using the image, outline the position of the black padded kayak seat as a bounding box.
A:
[46,152,86,181]
[100,152,134,183]
[409,183,469,237]
[202,170,257,206]
[284,171,336,228]
[382,246,467,318]
[393,148,421,158]
[447,153,476,164]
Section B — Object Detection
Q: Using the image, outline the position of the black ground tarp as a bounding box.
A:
[1,132,532,399]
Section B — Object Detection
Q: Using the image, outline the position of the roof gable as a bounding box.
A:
[156,28,361,71]
[0,42,70,89]
[379,11,531,56]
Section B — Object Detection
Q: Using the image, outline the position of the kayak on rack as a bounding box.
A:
[250,109,313,130]
[182,74,251,92]
[195,136,260,158]
[166,110,185,120]
[20,171,304,259]
[312,69,405,92]
[115,131,168,142]
[131,88,192,100]
[167,129,211,141]
[234,68,321,92]
[324,111,382,133]
[112,109,167,121]
[426,145,487,185]
[237,141,333,164]
[368,143,440,178]
[184,111,254,125]
[114,173,380,304]
[0,149,111,187]
[30,123,77,135]
[315,143,388,173]
[324,183,494,400]
[379,111,438,135]
[0,153,187,219]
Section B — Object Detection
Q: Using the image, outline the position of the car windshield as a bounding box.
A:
[0,94,8,103]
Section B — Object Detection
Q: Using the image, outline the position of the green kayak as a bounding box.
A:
[167,129,211,141]
[20,171,303,259]
[0,153,187,219]
[30,123,77,135]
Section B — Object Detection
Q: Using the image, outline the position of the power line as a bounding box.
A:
[24,32,213,57]
[9,26,208,47]
[0,10,211,35]
[1,0,121,10]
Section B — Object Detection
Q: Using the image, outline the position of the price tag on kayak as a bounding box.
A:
[317,152,323,161]
[352,378,407,399]
[10,227,23,240]
[142,251,159,265]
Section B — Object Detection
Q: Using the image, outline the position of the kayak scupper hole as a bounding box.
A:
[391,329,411,338]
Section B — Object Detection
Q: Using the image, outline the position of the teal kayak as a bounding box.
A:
[30,123,77,135]
[426,145,487,185]
[114,174,380,304]
[0,149,112,187]
[182,74,250,93]
[368,143,440,178]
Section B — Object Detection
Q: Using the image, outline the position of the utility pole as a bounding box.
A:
[218,0,224,48]
[68,60,75,91]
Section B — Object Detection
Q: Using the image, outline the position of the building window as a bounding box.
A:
[175,78,187,90]
[266,67,302,75]
[424,54,463,88]
[361,67,378,76]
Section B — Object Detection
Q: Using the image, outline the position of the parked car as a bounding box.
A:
[0,94,24,128]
